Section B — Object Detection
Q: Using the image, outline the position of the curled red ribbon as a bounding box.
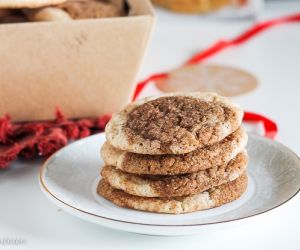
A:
[132,12,300,139]
[244,112,278,140]
[186,12,300,64]
[133,73,168,100]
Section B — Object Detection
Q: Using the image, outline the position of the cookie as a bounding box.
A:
[155,64,258,97]
[0,0,67,8]
[102,127,247,175]
[105,92,244,155]
[57,0,124,19]
[110,0,126,11]
[101,151,247,197]
[152,0,231,13]
[24,7,72,21]
[97,173,248,214]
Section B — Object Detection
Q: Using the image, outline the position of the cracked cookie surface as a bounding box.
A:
[105,92,243,155]
[101,151,248,197]
[102,127,247,175]
[97,173,248,214]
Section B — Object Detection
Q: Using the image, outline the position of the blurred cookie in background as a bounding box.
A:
[155,64,258,97]
[152,0,232,13]
[0,0,128,23]
[56,0,126,19]
[0,0,67,8]
[152,0,262,18]
[24,7,72,21]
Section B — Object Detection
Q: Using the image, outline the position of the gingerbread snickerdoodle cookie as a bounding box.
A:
[57,0,124,19]
[152,0,231,13]
[102,127,247,175]
[105,92,243,155]
[155,64,258,97]
[97,173,248,214]
[0,0,67,8]
[24,0,124,22]
[24,7,72,21]
[101,151,248,198]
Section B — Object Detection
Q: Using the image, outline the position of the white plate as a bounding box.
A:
[39,133,300,236]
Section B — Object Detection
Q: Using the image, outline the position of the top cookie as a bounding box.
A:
[106,92,243,155]
[0,0,67,8]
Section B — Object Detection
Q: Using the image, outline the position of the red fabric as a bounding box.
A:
[0,110,110,169]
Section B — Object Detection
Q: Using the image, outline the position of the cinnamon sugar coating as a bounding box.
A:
[106,93,244,155]
[102,127,247,175]
[101,151,248,197]
[97,173,248,214]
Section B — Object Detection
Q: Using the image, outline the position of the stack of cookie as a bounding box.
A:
[0,0,126,24]
[98,92,248,214]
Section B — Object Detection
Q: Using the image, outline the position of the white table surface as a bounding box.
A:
[1,1,300,249]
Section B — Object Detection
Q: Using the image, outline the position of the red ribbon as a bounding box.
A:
[186,12,300,64]
[133,73,169,100]
[244,112,278,140]
[132,12,300,139]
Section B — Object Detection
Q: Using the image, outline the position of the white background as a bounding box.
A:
[1,1,300,249]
